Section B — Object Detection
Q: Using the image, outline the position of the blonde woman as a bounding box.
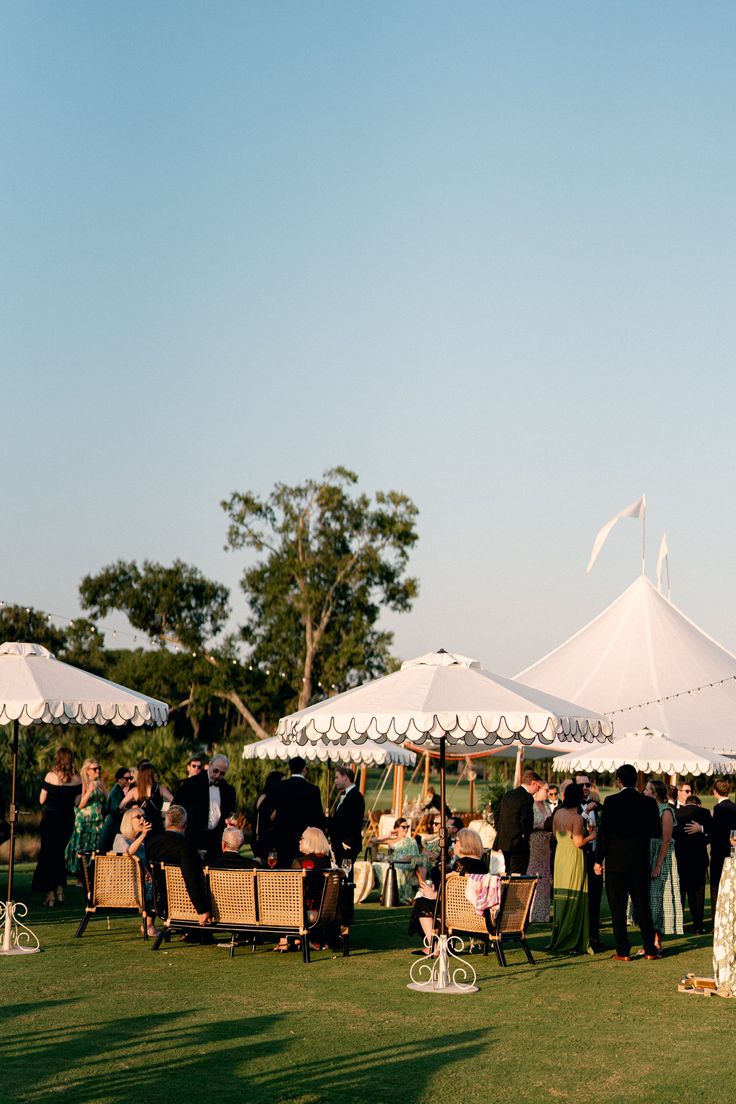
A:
[32,748,82,906]
[65,758,107,880]
[275,826,333,952]
[113,805,156,937]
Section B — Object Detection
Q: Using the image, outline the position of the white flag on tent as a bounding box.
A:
[585,495,646,575]
[657,532,669,594]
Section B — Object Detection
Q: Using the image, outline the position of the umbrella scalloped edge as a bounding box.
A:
[0,701,169,727]
[277,712,613,747]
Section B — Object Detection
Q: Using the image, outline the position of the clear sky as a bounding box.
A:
[2,1,735,678]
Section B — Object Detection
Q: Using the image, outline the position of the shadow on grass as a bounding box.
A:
[0,1001,483,1104]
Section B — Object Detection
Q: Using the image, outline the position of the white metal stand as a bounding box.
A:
[0,899,40,956]
[408,933,478,994]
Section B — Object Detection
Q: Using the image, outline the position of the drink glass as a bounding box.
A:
[267,850,278,869]
[341,858,353,878]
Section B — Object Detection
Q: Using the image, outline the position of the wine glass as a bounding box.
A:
[341,857,353,878]
[267,849,278,869]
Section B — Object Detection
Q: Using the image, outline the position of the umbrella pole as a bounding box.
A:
[1,720,40,956]
[408,733,478,995]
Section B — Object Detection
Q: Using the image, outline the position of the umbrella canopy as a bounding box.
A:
[278,650,613,749]
[552,726,736,777]
[242,733,415,766]
[0,641,168,726]
[0,641,169,957]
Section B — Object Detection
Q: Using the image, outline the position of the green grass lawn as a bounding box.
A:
[3,865,733,1104]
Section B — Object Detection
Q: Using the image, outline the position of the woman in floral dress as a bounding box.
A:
[644,778,683,949]
[65,758,107,878]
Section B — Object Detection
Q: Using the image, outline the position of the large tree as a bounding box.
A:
[79,559,272,741]
[222,466,419,712]
[79,559,230,652]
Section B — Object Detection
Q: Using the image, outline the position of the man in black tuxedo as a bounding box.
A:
[329,767,365,865]
[173,754,237,861]
[147,804,210,922]
[595,763,661,960]
[209,826,257,870]
[272,757,325,867]
[709,779,736,918]
[493,770,542,874]
[674,793,711,934]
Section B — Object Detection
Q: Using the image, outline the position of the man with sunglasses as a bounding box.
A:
[174,754,238,861]
[187,757,203,776]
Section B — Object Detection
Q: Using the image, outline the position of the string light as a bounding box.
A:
[0,595,334,691]
[607,672,736,717]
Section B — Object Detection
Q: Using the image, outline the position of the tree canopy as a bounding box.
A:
[222,466,419,712]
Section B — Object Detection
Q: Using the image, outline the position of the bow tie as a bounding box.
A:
[209,780,220,789]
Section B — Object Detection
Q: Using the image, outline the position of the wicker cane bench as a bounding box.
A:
[446,873,538,966]
[75,852,149,940]
[151,865,346,961]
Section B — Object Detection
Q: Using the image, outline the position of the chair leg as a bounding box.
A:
[152,927,167,951]
[496,939,508,967]
[522,938,535,965]
[75,913,91,939]
[342,933,350,957]
[229,935,236,958]
[303,938,311,964]
[483,939,489,957]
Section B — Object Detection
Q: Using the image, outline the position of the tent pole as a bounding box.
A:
[359,764,367,795]
[423,752,430,800]
[514,746,524,787]
[396,764,405,817]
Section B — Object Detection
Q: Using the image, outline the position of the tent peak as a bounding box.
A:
[0,642,55,659]
[400,651,481,671]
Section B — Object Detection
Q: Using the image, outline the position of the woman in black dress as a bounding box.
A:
[119,761,172,836]
[253,770,284,865]
[32,747,82,906]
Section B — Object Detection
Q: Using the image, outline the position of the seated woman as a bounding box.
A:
[410,828,488,954]
[371,818,421,903]
[274,827,333,952]
[113,805,156,937]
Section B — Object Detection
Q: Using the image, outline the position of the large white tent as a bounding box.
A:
[517,575,736,755]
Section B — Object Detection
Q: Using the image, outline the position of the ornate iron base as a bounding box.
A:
[0,899,41,956]
[407,933,478,994]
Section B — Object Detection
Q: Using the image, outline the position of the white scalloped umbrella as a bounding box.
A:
[278,649,612,994]
[243,733,415,766]
[0,641,169,956]
[278,650,612,749]
[552,727,736,777]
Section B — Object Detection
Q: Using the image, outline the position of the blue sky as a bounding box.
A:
[2,1,735,676]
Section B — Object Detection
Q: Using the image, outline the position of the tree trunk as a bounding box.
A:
[213,690,270,742]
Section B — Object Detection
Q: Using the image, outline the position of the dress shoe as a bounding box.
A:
[611,953,631,962]
[645,952,663,960]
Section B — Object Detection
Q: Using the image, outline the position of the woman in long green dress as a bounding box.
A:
[65,758,107,877]
[548,783,596,955]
